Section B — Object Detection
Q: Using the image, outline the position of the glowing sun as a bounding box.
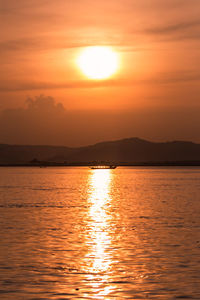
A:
[77,46,119,80]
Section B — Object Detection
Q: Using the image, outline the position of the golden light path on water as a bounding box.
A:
[1,168,200,299]
[84,169,115,298]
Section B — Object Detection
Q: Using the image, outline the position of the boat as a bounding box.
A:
[90,165,117,169]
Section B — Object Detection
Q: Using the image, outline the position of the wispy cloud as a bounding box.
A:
[144,20,200,41]
[147,21,200,35]
[1,70,200,92]
[0,36,127,54]
[0,0,53,14]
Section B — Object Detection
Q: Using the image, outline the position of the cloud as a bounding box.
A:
[1,0,200,67]
[0,38,42,52]
[0,79,123,92]
[1,95,200,146]
[2,20,198,59]
[145,20,200,41]
[147,21,200,35]
[25,95,65,113]
[0,0,54,14]
[0,36,89,54]
[0,95,66,121]
[0,36,122,54]
[0,95,68,145]
[1,20,200,56]
[1,70,200,93]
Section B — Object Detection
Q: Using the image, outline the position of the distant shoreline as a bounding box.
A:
[1,138,200,167]
[1,162,200,167]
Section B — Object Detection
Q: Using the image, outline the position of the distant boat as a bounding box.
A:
[90,165,117,169]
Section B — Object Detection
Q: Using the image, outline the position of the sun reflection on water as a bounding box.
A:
[85,169,114,297]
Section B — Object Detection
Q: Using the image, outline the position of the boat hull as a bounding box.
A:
[90,166,117,169]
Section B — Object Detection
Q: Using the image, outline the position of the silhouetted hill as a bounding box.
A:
[51,138,200,163]
[1,138,200,165]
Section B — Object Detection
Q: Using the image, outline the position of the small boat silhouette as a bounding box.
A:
[90,165,117,169]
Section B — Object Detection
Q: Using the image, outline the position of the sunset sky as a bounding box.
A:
[1,0,200,146]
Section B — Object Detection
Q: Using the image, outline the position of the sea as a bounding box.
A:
[0,167,200,300]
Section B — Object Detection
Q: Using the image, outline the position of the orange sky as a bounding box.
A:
[0,0,200,146]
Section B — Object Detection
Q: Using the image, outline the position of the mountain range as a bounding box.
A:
[1,138,200,165]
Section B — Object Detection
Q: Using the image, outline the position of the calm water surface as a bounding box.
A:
[0,167,200,299]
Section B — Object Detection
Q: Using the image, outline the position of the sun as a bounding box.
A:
[77,46,119,80]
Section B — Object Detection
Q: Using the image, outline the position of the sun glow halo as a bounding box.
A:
[77,46,119,80]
